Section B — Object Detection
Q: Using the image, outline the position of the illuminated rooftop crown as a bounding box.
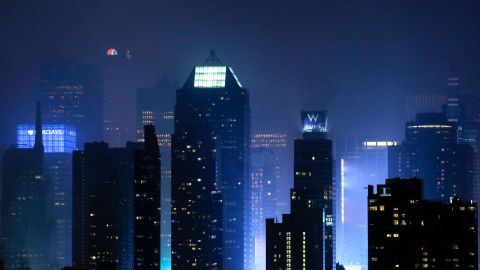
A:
[186,50,243,89]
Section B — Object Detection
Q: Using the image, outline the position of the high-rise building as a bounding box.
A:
[17,123,77,269]
[134,125,161,269]
[266,111,334,270]
[388,113,475,202]
[0,102,49,270]
[251,133,289,270]
[136,77,176,270]
[40,62,103,146]
[171,52,251,270]
[72,142,139,270]
[404,94,447,122]
[335,138,397,269]
[368,178,477,269]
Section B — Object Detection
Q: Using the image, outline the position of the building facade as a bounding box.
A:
[1,103,49,270]
[136,78,176,270]
[72,142,139,270]
[368,178,477,269]
[266,111,334,270]
[171,53,251,270]
[134,125,161,269]
[40,62,103,146]
[388,113,475,202]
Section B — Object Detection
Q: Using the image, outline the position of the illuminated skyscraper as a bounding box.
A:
[335,138,396,269]
[40,62,103,146]
[267,111,334,270]
[388,113,475,202]
[1,102,49,270]
[134,125,161,269]
[17,123,77,269]
[368,178,477,269]
[171,52,251,270]
[73,142,139,270]
[136,78,176,269]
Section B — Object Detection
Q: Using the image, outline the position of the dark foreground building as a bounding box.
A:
[73,142,139,270]
[171,52,251,270]
[266,111,334,270]
[368,178,478,270]
[134,125,161,269]
[0,103,49,270]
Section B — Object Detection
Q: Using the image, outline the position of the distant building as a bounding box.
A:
[171,52,251,270]
[136,78,176,269]
[40,62,103,146]
[251,133,289,270]
[368,178,477,269]
[0,103,49,270]
[72,142,140,270]
[335,138,397,269]
[134,125,161,269]
[266,111,334,270]
[404,94,447,122]
[388,113,475,202]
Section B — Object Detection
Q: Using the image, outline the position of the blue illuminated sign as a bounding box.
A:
[17,124,77,153]
[302,111,328,133]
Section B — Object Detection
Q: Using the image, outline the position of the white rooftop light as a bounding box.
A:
[194,66,227,88]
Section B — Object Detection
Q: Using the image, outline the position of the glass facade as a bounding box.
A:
[193,66,227,88]
[17,124,76,153]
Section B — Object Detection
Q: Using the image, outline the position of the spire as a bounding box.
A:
[34,101,44,153]
[205,50,222,65]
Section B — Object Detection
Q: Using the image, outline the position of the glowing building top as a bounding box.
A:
[301,110,328,134]
[187,50,243,89]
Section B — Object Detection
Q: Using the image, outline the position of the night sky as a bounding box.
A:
[1,0,480,147]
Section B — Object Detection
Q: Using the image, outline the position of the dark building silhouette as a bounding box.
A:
[40,62,103,146]
[0,102,49,270]
[72,142,139,270]
[171,52,251,270]
[368,178,478,269]
[136,78,176,269]
[266,111,334,270]
[388,113,475,202]
[134,125,161,269]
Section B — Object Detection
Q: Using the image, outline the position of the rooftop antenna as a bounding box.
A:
[205,50,222,65]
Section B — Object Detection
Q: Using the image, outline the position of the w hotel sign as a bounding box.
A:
[301,111,328,133]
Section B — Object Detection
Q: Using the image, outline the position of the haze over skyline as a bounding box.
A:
[2,0,480,146]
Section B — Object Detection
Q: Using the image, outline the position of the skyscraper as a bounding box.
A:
[17,123,77,269]
[72,142,139,270]
[136,78,176,269]
[368,178,477,269]
[335,138,397,269]
[134,125,161,269]
[40,62,103,146]
[171,52,251,270]
[251,132,289,270]
[1,102,49,270]
[388,113,475,202]
[266,111,334,270]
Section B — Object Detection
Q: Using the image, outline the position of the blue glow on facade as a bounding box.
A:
[301,110,328,133]
[17,124,77,153]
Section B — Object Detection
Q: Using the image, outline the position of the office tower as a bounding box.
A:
[17,123,77,269]
[251,133,289,270]
[172,52,251,270]
[40,62,103,146]
[73,142,139,270]
[404,94,447,122]
[266,111,334,270]
[0,102,49,270]
[368,178,478,269]
[136,78,176,269]
[388,112,475,202]
[335,138,397,269]
[134,125,161,269]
